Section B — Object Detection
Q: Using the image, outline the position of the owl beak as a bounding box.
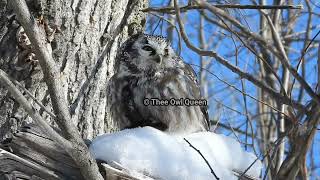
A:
[153,54,162,64]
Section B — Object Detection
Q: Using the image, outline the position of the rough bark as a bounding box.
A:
[0,0,147,178]
[0,0,147,140]
[0,125,82,180]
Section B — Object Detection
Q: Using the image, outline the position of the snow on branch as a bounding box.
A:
[89,127,262,180]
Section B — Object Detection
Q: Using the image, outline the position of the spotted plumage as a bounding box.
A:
[107,33,209,134]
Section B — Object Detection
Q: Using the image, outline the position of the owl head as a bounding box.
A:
[115,33,181,75]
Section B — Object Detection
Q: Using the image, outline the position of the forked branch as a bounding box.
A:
[7,0,103,179]
[173,0,305,112]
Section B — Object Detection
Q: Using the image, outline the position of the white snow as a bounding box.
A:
[89,127,262,180]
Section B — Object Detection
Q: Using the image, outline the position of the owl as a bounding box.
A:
[107,33,209,134]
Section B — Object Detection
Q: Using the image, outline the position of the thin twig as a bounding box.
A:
[147,12,182,55]
[239,157,262,179]
[211,97,246,116]
[197,0,292,99]
[196,0,285,62]
[10,0,75,137]
[11,79,56,119]
[9,0,103,179]
[210,10,287,98]
[173,1,305,112]
[318,44,320,94]
[263,12,320,106]
[226,119,244,145]
[0,69,71,151]
[188,63,292,116]
[143,4,303,13]
[183,138,219,180]
[296,0,313,103]
[291,29,320,98]
[211,120,255,137]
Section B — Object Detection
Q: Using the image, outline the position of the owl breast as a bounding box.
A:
[107,66,209,134]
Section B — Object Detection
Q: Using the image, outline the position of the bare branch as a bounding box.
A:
[318,44,320,94]
[11,79,56,119]
[10,0,74,139]
[9,0,103,179]
[0,69,71,151]
[0,148,64,179]
[211,119,256,138]
[267,0,289,171]
[195,1,285,60]
[295,0,312,103]
[211,97,246,116]
[147,12,182,54]
[183,138,219,180]
[102,162,156,180]
[190,63,288,115]
[173,1,305,111]
[277,105,320,179]
[263,12,320,106]
[143,4,303,13]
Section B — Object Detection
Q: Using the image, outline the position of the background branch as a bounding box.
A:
[143,4,303,14]
[173,0,305,112]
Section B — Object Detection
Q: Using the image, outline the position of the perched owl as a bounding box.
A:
[107,33,209,134]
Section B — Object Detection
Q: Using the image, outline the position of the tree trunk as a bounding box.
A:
[0,0,147,178]
[0,0,147,140]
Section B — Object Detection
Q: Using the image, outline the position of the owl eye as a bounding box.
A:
[142,45,154,52]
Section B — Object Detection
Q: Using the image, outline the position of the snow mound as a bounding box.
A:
[89,127,262,180]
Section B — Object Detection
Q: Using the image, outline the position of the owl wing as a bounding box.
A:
[107,74,168,130]
[131,63,209,133]
[107,74,136,129]
[181,62,210,130]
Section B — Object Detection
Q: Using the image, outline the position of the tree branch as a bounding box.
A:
[211,120,256,138]
[195,0,285,60]
[173,0,305,112]
[263,12,320,106]
[9,0,103,179]
[143,4,303,13]
[189,63,289,115]
[0,69,70,151]
[10,0,73,140]
[183,138,219,180]
[318,44,320,94]
[11,78,56,119]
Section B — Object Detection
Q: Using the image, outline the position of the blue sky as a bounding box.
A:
[146,0,320,177]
